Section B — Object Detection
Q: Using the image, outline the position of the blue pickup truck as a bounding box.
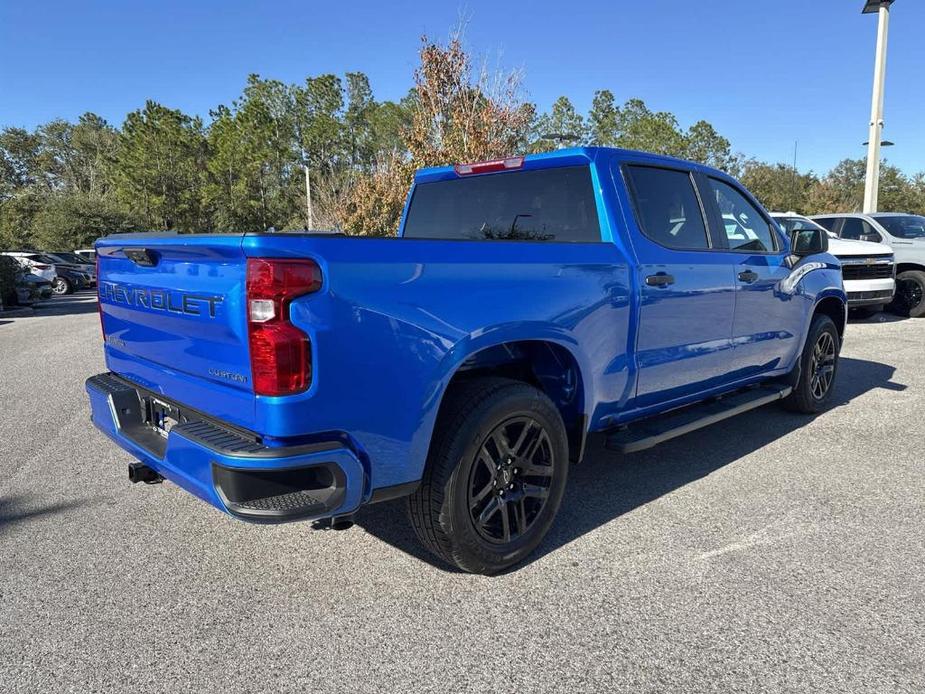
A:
[86,147,846,574]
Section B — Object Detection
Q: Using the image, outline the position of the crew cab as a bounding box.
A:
[772,213,894,317]
[86,148,846,574]
[812,213,925,317]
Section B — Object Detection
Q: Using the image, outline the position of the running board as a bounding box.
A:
[605,385,792,454]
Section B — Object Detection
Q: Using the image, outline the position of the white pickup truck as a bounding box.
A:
[773,213,895,318]
[811,213,925,318]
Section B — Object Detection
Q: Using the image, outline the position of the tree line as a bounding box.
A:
[2,33,924,251]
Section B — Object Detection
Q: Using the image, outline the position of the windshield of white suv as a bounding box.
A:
[774,217,825,234]
[876,215,925,239]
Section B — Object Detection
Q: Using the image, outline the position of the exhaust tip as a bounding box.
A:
[311,514,355,531]
[330,515,354,531]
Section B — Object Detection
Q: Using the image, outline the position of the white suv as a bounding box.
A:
[1,251,58,284]
[772,214,895,317]
[811,213,925,318]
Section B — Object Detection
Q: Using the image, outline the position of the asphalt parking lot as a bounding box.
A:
[1,292,923,693]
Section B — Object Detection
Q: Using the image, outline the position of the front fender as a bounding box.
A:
[789,253,847,354]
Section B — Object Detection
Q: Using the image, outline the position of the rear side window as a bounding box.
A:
[624,165,709,250]
[707,177,778,252]
[403,165,601,242]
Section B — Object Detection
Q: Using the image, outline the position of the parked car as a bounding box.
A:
[772,213,894,317]
[16,273,54,304]
[42,251,97,285]
[1,255,54,308]
[74,249,96,263]
[811,213,925,317]
[52,266,91,294]
[86,147,846,574]
[0,254,22,308]
[1,251,58,283]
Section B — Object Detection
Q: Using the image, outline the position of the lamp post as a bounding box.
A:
[300,148,313,231]
[303,162,314,230]
[862,0,895,213]
[542,132,580,149]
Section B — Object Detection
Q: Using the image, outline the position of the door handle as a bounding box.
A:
[645,273,675,287]
[737,270,759,284]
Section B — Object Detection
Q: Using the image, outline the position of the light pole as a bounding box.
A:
[301,148,313,230]
[862,0,895,213]
[542,132,580,149]
[303,162,314,230]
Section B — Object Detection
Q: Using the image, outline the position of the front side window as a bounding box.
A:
[814,217,839,232]
[875,215,925,239]
[708,178,778,252]
[624,166,709,250]
[840,217,881,242]
[403,165,601,242]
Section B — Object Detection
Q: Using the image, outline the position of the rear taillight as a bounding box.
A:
[246,258,322,396]
[454,155,524,176]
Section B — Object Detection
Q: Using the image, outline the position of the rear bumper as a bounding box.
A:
[85,372,366,522]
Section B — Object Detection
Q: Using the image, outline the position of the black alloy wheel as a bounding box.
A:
[895,274,925,315]
[467,416,554,544]
[782,313,840,414]
[407,377,569,574]
[809,330,836,400]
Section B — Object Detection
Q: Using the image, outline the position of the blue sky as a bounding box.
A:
[1,0,922,174]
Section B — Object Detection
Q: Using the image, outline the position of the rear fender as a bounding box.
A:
[411,326,594,473]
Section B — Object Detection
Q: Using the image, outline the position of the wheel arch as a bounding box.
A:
[432,337,592,464]
[813,294,847,340]
[896,262,925,275]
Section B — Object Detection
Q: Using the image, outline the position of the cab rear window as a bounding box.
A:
[403,165,601,242]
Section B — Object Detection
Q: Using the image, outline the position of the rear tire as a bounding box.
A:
[782,313,840,414]
[889,270,925,318]
[407,377,569,575]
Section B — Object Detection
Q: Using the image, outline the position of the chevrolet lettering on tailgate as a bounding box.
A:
[98,281,224,318]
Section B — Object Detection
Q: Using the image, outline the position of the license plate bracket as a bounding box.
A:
[143,396,180,438]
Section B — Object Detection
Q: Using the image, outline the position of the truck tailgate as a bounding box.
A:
[97,234,255,428]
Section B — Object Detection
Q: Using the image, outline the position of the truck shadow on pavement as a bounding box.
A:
[0,493,93,533]
[354,356,906,573]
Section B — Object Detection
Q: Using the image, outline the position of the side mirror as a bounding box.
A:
[859,233,879,243]
[789,227,828,257]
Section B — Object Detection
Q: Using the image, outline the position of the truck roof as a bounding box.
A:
[413,146,724,184]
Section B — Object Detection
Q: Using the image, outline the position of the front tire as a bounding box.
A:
[407,377,569,574]
[889,270,925,318]
[783,313,840,414]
